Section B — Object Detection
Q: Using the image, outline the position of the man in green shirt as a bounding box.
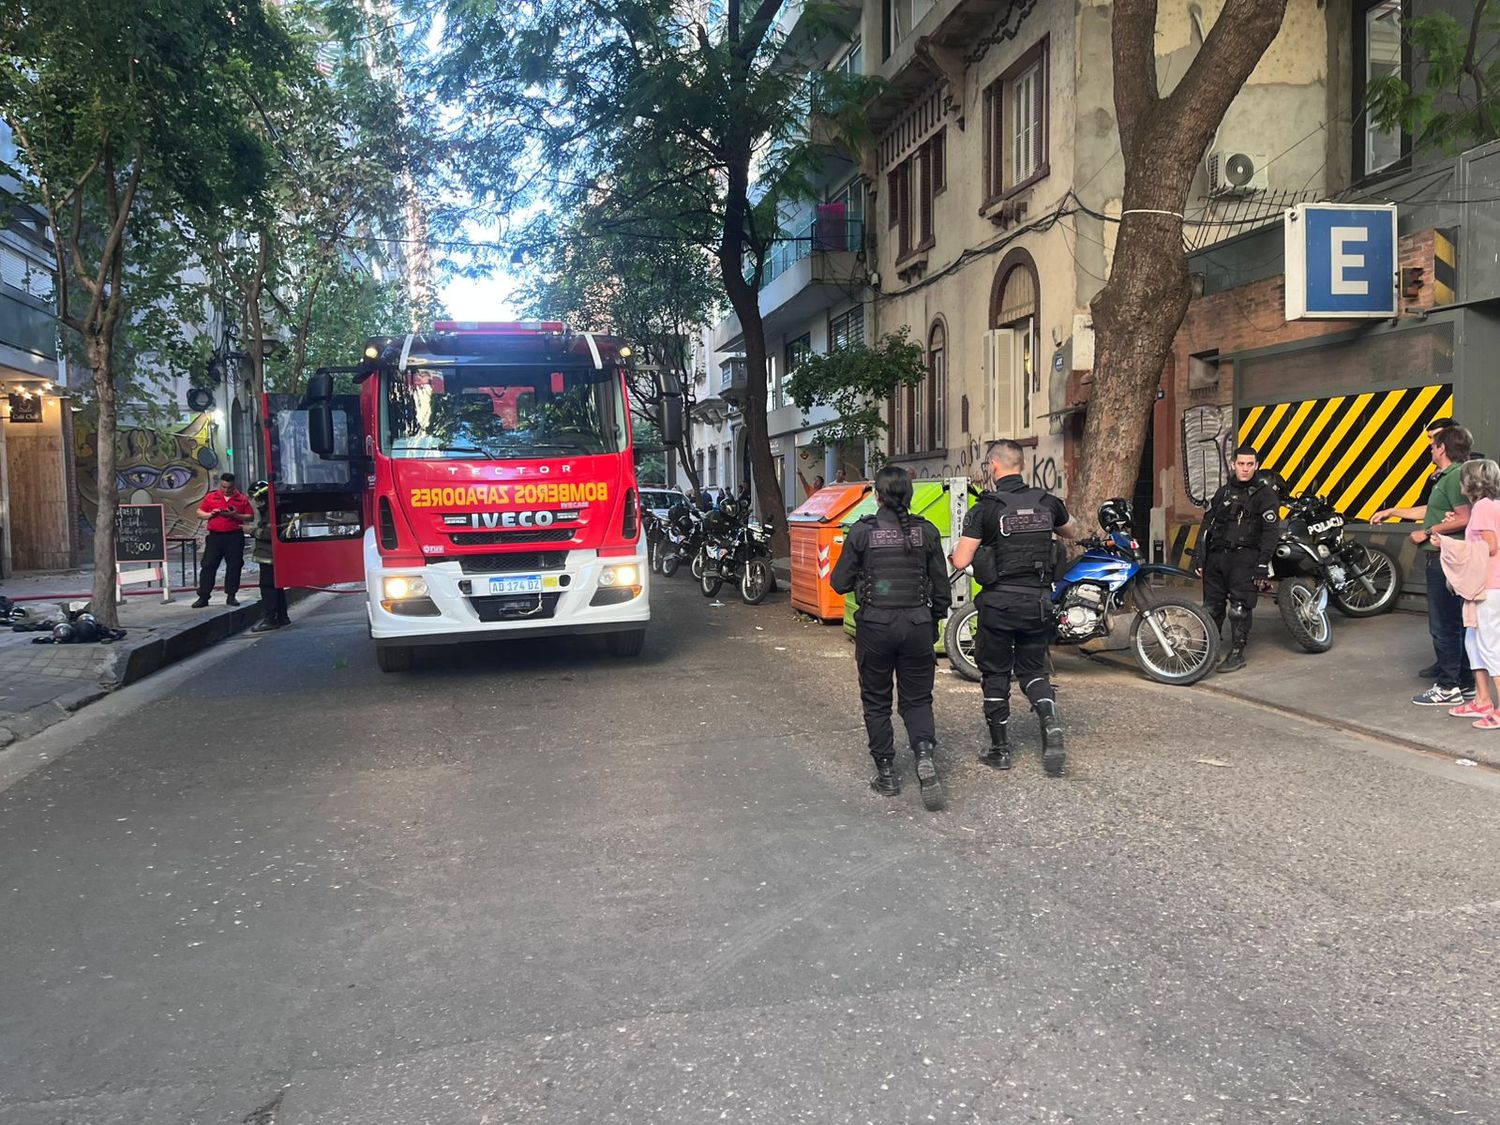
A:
[1372,425,1474,705]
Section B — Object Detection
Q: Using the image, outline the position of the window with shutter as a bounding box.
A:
[983,39,1049,201]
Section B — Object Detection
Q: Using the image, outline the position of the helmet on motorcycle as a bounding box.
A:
[1255,470,1287,498]
[1096,498,1132,533]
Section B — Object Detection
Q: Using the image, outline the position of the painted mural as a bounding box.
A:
[76,413,220,540]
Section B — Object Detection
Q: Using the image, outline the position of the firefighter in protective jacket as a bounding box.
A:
[1197,444,1280,673]
[829,465,952,809]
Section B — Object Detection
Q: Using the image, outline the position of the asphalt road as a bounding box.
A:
[1,578,1497,1124]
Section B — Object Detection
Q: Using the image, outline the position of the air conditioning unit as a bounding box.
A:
[1206,150,1269,195]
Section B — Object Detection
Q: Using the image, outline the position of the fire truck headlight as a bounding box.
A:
[383,575,429,600]
[599,565,639,588]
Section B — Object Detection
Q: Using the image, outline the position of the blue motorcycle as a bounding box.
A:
[945,499,1221,686]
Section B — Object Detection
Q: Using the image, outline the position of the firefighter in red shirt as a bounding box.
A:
[193,472,253,607]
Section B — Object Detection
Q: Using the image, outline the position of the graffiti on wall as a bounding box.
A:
[1181,404,1235,508]
[908,438,1064,492]
[76,413,220,538]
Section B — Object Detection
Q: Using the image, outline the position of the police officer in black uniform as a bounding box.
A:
[949,440,1079,777]
[829,465,952,809]
[1197,443,1280,673]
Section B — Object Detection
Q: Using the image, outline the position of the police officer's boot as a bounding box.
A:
[1219,607,1250,673]
[979,719,1012,770]
[1036,700,1065,777]
[913,739,945,811]
[870,757,900,797]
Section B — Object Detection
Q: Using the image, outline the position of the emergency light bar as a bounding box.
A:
[434,321,565,334]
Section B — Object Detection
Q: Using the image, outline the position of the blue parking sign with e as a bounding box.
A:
[1284,203,1398,320]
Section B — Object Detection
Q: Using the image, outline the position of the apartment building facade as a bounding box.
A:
[861,0,1332,543]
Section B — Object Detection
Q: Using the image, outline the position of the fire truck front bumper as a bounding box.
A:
[367,548,650,646]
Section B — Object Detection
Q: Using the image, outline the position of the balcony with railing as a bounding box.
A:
[714,212,868,355]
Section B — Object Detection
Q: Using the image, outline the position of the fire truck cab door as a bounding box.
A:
[265,393,367,589]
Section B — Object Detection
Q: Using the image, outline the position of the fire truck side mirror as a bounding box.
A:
[661,393,684,446]
[308,401,335,459]
[306,371,334,402]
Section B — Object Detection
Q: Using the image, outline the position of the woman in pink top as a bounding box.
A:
[1438,460,1500,726]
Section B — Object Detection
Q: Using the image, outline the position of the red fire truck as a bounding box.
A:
[265,321,680,672]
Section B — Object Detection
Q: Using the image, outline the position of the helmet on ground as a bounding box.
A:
[51,621,75,644]
[72,618,100,643]
[1097,498,1133,533]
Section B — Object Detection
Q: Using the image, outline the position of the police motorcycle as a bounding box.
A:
[699,493,775,604]
[1288,492,1402,617]
[945,499,1221,686]
[660,498,708,579]
[1254,494,1338,653]
[644,508,668,574]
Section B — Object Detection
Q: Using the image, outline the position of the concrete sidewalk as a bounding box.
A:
[0,564,283,748]
[1104,603,1500,769]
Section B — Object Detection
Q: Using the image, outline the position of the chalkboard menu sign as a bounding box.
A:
[7,393,42,424]
[115,504,167,563]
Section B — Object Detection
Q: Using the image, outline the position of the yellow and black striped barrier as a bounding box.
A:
[1237,384,1454,523]
[1434,228,1457,306]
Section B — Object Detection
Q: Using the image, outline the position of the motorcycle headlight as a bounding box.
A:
[1315,544,1331,560]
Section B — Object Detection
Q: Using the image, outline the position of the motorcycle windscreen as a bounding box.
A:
[266,393,367,588]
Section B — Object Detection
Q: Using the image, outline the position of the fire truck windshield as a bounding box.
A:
[383,364,627,461]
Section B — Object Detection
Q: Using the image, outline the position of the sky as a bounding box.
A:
[440,270,522,321]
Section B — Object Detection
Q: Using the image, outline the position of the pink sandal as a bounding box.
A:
[1473,712,1500,730]
[1449,701,1493,717]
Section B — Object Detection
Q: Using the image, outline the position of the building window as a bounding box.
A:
[783,334,811,408]
[708,445,718,486]
[830,306,864,351]
[927,321,946,450]
[833,39,862,77]
[984,40,1049,201]
[986,255,1040,439]
[889,135,942,259]
[1359,0,1405,176]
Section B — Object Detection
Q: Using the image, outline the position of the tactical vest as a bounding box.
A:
[975,488,1056,589]
[1206,482,1272,552]
[856,514,931,608]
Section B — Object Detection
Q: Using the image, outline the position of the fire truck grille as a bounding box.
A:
[456,551,568,574]
[469,593,563,622]
[450,529,574,546]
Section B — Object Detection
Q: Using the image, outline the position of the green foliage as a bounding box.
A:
[785,328,926,447]
[1367,3,1500,153]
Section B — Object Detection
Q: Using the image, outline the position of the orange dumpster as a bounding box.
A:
[788,481,874,621]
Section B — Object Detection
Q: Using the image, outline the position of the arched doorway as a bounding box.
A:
[989,251,1039,436]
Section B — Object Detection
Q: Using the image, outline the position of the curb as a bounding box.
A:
[1089,649,1500,770]
[0,589,316,750]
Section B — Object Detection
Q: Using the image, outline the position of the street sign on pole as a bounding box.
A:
[1284,203,1399,320]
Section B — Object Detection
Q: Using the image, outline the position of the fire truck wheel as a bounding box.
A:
[606,628,646,657]
[376,644,414,673]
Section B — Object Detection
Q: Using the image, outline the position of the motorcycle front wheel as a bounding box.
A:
[700,568,724,598]
[1331,544,1402,618]
[1129,598,1220,685]
[740,558,771,605]
[1277,577,1334,652]
[691,549,707,581]
[661,552,681,578]
[944,604,982,682]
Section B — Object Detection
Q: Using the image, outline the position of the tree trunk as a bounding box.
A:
[88,331,120,627]
[247,236,268,478]
[1070,0,1288,529]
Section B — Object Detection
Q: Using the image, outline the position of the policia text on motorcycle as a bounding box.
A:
[829,465,953,809]
[949,440,1080,777]
[1195,445,1280,673]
